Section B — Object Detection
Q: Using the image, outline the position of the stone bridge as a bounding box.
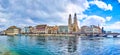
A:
[73,32,120,37]
[102,33,120,37]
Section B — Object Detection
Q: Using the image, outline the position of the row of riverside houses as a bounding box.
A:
[1,25,69,35]
[21,25,68,34]
[0,13,106,35]
[1,25,106,36]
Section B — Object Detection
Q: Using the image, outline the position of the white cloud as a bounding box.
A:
[78,20,81,28]
[0,12,9,23]
[57,0,89,25]
[25,18,35,24]
[118,0,120,3]
[66,3,82,14]
[81,15,106,26]
[0,0,119,33]
[106,16,112,21]
[89,1,113,11]
[0,18,7,23]
[77,14,88,20]
[105,21,120,30]
[0,0,90,27]
[57,4,84,24]
[80,15,119,32]
[65,0,89,14]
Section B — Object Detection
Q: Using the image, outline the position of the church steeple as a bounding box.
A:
[74,13,77,25]
[68,14,72,33]
[68,13,79,33]
[68,14,72,26]
[73,13,79,32]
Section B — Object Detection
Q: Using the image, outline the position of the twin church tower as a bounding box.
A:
[68,13,79,33]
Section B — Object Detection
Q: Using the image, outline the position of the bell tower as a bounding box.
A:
[73,13,79,32]
[74,13,77,25]
[68,14,72,33]
[68,14,72,26]
[68,13,79,33]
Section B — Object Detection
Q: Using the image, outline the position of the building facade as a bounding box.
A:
[47,26,58,34]
[68,13,79,33]
[21,26,36,34]
[21,27,29,34]
[81,25,102,34]
[58,26,68,34]
[101,27,106,34]
[5,26,21,35]
[35,24,48,34]
[28,26,35,34]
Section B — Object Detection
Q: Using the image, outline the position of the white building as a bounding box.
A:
[5,26,21,35]
[81,25,101,34]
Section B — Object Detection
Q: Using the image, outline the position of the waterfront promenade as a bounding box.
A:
[27,34,75,37]
[1,33,120,38]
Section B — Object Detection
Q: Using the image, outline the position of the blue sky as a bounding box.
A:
[0,0,120,32]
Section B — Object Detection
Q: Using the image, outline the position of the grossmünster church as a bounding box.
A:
[68,13,79,33]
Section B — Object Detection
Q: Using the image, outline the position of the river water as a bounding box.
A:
[0,35,120,55]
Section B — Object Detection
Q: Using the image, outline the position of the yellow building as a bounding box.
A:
[5,26,21,35]
[68,13,79,33]
[47,26,58,34]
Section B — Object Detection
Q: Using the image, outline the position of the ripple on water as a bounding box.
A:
[1,36,120,55]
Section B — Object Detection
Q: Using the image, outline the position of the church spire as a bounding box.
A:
[74,13,77,24]
[68,14,72,33]
[68,13,79,33]
[73,13,79,32]
[68,14,72,25]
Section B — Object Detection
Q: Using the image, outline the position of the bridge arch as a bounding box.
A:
[107,35,114,37]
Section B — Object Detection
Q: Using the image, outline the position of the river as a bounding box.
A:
[0,35,120,55]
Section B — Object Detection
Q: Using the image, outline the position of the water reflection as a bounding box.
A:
[7,36,17,47]
[35,36,46,45]
[45,36,69,55]
[68,36,78,53]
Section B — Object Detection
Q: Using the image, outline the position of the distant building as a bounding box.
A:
[47,26,53,34]
[91,25,101,34]
[21,26,35,34]
[35,24,48,34]
[21,27,29,34]
[81,26,90,33]
[58,26,68,34]
[81,25,101,34]
[5,26,21,35]
[28,26,35,34]
[47,26,58,34]
[68,13,79,33]
[0,30,6,35]
[101,27,106,34]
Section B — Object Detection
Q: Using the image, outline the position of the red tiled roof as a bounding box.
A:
[36,25,47,31]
